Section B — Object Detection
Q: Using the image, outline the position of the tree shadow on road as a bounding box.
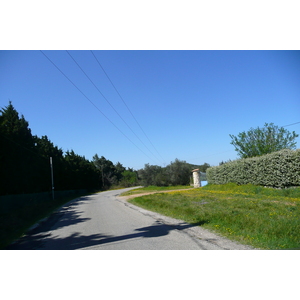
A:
[5,196,93,250]
[6,220,207,250]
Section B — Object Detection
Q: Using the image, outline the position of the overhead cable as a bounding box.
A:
[90,50,166,164]
[282,121,300,127]
[66,50,162,165]
[40,50,157,164]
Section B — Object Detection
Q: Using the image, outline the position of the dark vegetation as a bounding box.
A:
[138,160,209,187]
[0,101,139,196]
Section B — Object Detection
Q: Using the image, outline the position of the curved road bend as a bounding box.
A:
[7,187,254,250]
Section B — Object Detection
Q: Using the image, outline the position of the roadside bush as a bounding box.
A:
[207,149,300,188]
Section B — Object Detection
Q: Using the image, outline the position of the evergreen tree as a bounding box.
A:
[138,164,166,186]
[0,102,36,194]
[165,159,191,186]
[64,150,100,190]
[120,169,138,187]
[33,135,64,192]
[92,154,117,188]
[0,102,102,195]
[114,162,126,182]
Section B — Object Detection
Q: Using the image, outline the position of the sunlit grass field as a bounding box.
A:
[126,183,300,249]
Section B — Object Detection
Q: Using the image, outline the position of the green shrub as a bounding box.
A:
[207,149,300,188]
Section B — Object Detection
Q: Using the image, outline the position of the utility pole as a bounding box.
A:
[101,164,104,189]
[50,157,54,200]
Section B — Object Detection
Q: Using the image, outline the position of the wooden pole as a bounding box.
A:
[50,157,54,200]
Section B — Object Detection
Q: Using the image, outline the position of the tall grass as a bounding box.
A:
[128,183,300,249]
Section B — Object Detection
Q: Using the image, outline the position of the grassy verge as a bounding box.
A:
[0,190,98,249]
[128,183,300,249]
[120,185,193,196]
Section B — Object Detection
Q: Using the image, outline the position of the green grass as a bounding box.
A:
[128,183,300,249]
[120,185,193,196]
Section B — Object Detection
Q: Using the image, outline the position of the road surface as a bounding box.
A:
[7,187,254,250]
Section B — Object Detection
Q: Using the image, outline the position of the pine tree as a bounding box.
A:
[0,102,36,194]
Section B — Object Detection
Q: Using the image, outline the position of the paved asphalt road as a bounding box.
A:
[7,187,254,250]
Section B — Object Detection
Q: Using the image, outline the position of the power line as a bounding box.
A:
[282,121,300,127]
[66,50,162,165]
[90,50,166,164]
[40,50,157,164]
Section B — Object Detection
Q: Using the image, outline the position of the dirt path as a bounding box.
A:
[120,188,194,200]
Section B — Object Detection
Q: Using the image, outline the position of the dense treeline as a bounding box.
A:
[0,102,209,195]
[138,159,210,187]
[0,102,138,196]
[92,154,138,189]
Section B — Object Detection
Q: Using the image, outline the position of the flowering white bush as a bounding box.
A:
[207,149,300,188]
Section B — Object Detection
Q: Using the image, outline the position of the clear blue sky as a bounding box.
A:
[1,50,299,169]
